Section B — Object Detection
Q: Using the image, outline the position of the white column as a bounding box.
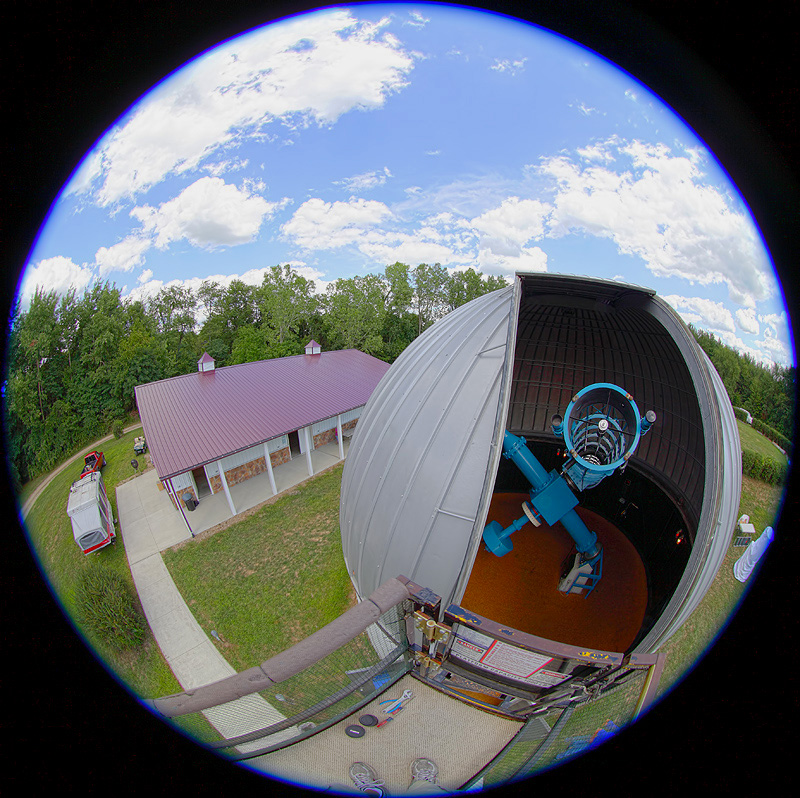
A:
[263,442,277,496]
[217,458,237,517]
[204,464,216,494]
[166,478,193,536]
[304,426,314,477]
[336,414,344,460]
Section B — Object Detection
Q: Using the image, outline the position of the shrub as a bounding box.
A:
[751,418,792,456]
[111,420,125,439]
[741,449,788,486]
[74,565,146,649]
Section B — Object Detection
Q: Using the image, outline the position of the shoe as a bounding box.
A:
[349,762,386,795]
[410,758,439,784]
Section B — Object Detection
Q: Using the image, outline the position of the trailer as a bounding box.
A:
[67,472,116,554]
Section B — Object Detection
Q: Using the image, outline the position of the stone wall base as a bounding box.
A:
[208,447,291,493]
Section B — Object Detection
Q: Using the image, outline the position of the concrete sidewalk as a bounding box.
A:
[116,465,311,754]
[116,441,349,692]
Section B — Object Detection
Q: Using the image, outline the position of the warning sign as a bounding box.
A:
[479,640,552,679]
[449,625,569,687]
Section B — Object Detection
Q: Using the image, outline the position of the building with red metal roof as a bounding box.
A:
[134,341,389,521]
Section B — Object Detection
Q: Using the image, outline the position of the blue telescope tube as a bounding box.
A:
[503,431,599,557]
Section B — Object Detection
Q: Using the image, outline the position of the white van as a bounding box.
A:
[67,472,116,554]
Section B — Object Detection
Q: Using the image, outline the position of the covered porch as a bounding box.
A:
[170,438,351,537]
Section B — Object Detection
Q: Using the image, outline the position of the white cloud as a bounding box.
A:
[281,197,393,249]
[202,158,249,177]
[130,177,280,250]
[714,330,769,363]
[476,245,548,274]
[281,190,552,276]
[95,235,152,276]
[491,58,527,75]
[758,312,788,337]
[755,330,791,362]
[337,167,392,192]
[735,307,760,335]
[358,231,464,267]
[19,256,95,309]
[125,277,165,304]
[577,143,614,162]
[573,103,600,117]
[661,294,736,333]
[137,269,153,284]
[540,140,773,307]
[69,10,416,205]
[470,197,551,256]
[405,11,430,28]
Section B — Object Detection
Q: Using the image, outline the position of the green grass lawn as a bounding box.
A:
[22,426,184,701]
[162,463,355,674]
[737,418,789,464]
[654,473,783,697]
[21,414,787,745]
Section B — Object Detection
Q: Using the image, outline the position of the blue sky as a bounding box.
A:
[19,3,794,367]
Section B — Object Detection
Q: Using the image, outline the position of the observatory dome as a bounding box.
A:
[340,273,740,653]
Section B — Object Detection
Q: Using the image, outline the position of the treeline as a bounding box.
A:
[4,263,506,486]
[690,325,795,447]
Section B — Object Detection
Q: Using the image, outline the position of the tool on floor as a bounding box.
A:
[379,689,414,715]
[375,717,393,729]
[345,724,365,738]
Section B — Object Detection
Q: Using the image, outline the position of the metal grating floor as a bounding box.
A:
[247,673,523,793]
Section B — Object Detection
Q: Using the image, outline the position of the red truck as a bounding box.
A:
[81,450,106,476]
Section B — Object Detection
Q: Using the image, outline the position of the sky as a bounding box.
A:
[18,3,794,368]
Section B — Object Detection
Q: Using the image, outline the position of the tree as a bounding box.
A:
[13,287,60,418]
[112,322,169,410]
[413,263,449,334]
[382,262,414,316]
[196,280,259,365]
[147,284,197,374]
[324,275,387,355]
[258,265,318,346]
[229,325,268,365]
[446,268,507,311]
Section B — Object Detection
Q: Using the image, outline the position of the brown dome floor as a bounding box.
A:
[461,493,648,653]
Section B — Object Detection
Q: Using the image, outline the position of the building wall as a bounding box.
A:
[169,407,364,496]
[159,479,197,506]
[158,471,197,506]
[208,446,291,492]
[313,418,357,448]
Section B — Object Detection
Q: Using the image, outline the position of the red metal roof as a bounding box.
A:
[134,349,390,480]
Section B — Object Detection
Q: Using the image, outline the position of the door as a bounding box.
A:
[192,467,212,498]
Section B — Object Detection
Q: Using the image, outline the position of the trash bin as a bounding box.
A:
[182,492,198,511]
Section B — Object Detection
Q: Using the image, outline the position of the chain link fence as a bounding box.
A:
[463,664,652,788]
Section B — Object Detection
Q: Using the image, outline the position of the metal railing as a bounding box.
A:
[460,651,667,788]
[146,576,440,760]
[147,574,667,778]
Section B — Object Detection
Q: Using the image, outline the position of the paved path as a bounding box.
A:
[117,466,300,753]
[115,453,350,756]
[20,423,141,519]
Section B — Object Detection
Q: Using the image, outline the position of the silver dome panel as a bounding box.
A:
[340,286,516,608]
[340,273,741,651]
